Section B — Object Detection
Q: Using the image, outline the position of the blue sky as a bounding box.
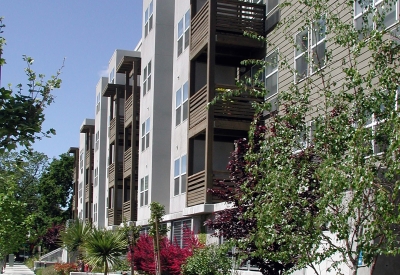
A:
[1,0,142,158]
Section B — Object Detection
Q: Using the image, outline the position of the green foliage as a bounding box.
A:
[149,202,167,275]
[39,265,57,275]
[83,227,128,275]
[228,0,400,274]
[0,173,29,259]
[59,219,91,260]
[181,244,233,275]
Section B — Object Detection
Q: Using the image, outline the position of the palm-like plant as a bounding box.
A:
[59,219,91,262]
[83,227,128,275]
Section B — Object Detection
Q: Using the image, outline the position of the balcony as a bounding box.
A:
[190,0,265,60]
[85,149,94,169]
[108,162,123,186]
[123,201,138,222]
[108,208,123,226]
[109,116,124,143]
[123,147,132,178]
[124,92,140,127]
[187,170,231,207]
[85,184,90,201]
[188,84,262,137]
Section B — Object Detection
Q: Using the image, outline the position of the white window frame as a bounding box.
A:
[95,131,99,151]
[293,120,315,153]
[140,175,149,207]
[354,0,399,35]
[93,203,97,223]
[265,49,279,99]
[177,10,190,57]
[96,93,101,114]
[94,167,98,187]
[364,87,399,156]
[175,81,189,126]
[172,219,192,248]
[109,68,115,84]
[174,155,187,196]
[143,61,152,96]
[78,181,83,204]
[144,1,154,38]
[141,118,150,151]
[79,150,84,174]
[294,18,326,82]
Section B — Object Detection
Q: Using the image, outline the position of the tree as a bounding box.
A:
[205,125,296,274]
[149,202,168,275]
[36,153,74,223]
[0,17,63,260]
[83,227,128,275]
[60,220,91,262]
[210,0,400,274]
[0,17,63,152]
[181,243,233,275]
[118,222,141,274]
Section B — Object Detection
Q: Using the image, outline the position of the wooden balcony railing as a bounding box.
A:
[123,201,130,221]
[187,170,231,207]
[108,163,115,184]
[85,149,94,168]
[215,0,264,35]
[108,162,123,185]
[189,85,207,133]
[124,147,132,174]
[191,0,265,57]
[109,116,124,140]
[125,94,133,122]
[108,208,123,226]
[187,170,206,207]
[214,84,260,122]
[85,184,89,200]
[191,1,209,55]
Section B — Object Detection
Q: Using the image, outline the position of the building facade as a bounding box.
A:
[68,0,400,274]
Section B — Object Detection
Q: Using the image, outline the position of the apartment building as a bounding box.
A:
[67,0,399,273]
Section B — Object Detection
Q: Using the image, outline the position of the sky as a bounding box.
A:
[1,0,143,159]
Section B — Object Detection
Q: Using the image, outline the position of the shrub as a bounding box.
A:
[181,244,232,275]
[132,229,203,275]
[53,263,78,275]
[37,266,57,275]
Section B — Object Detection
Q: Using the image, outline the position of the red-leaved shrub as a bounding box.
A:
[131,229,203,275]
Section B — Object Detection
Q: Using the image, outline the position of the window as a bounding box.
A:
[93,203,97,223]
[109,68,115,84]
[293,121,315,152]
[141,118,150,151]
[172,219,192,248]
[174,155,187,196]
[94,167,98,187]
[79,150,84,174]
[294,18,326,82]
[95,131,99,151]
[96,93,101,114]
[177,10,190,57]
[175,82,189,126]
[354,0,399,36]
[143,61,152,96]
[365,87,399,155]
[265,50,278,99]
[144,1,154,37]
[140,175,149,207]
[78,182,83,204]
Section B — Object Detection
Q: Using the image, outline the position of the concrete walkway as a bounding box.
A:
[3,263,34,275]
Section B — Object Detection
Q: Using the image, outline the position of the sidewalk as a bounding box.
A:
[3,263,34,275]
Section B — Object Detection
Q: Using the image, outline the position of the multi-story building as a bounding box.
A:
[68,0,400,273]
[68,147,79,220]
[102,49,141,227]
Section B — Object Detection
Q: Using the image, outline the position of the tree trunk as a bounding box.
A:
[104,259,108,275]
